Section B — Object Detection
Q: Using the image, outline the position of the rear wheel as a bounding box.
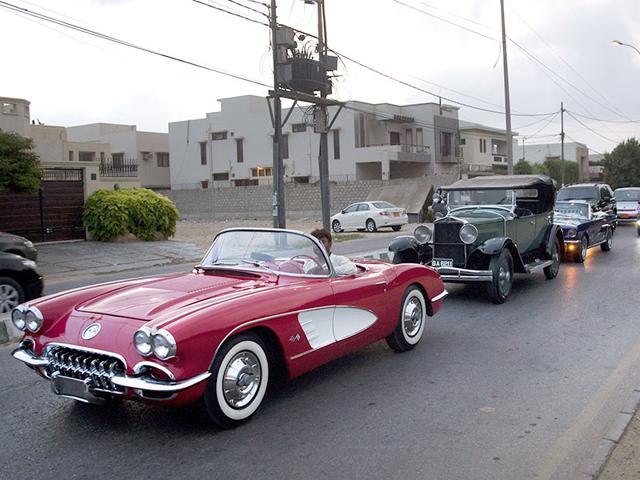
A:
[574,236,588,263]
[365,219,377,233]
[386,286,427,352]
[332,220,343,233]
[544,238,561,279]
[391,225,402,232]
[600,228,613,252]
[486,250,513,304]
[0,277,24,313]
[202,333,270,429]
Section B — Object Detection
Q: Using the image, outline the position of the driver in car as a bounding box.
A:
[310,228,358,276]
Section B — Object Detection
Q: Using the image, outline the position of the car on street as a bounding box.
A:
[389,175,564,303]
[554,201,614,262]
[557,183,617,219]
[331,201,408,233]
[0,251,43,313]
[613,187,640,223]
[0,231,38,261]
[11,228,446,428]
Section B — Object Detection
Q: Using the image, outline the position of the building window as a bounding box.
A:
[79,151,96,162]
[282,134,289,159]
[211,131,227,141]
[440,132,452,157]
[480,138,487,153]
[416,128,424,150]
[405,128,413,146]
[355,113,366,148]
[292,123,307,133]
[141,151,153,162]
[333,130,340,160]
[112,152,124,166]
[200,141,207,165]
[100,152,105,162]
[459,138,466,145]
[157,152,169,167]
[236,138,244,163]
[1,103,16,114]
[251,166,273,177]
[68,151,74,162]
[235,179,259,187]
[293,176,310,184]
[90,173,97,181]
[213,172,229,181]
[24,105,30,118]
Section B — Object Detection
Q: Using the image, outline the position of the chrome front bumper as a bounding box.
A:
[12,345,211,395]
[435,266,493,283]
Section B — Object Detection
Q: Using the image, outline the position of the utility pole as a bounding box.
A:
[560,101,565,186]
[269,0,286,228]
[316,0,331,231]
[522,137,525,161]
[499,0,514,175]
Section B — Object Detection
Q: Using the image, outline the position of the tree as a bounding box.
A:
[603,138,640,189]
[0,132,42,192]
[514,160,533,174]
[532,158,578,185]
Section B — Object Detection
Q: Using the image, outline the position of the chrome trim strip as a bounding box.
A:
[133,361,176,380]
[436,267,493,277]
[431,290,449,302]
[12,346,50,367]
[440,275,493,283]
[111,371,211,392]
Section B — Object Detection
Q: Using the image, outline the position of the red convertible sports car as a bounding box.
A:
[12,228,446,428]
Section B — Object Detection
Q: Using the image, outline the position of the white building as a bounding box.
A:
[517,141,589,180]
[168,95,461,189]
[0,96,31,137]
[459,121,519,175]
[67,123,170,189]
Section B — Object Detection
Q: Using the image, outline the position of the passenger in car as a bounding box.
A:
[310,228,357,276]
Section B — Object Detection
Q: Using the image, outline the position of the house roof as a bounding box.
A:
[441,174,556,190]
[459,120,518,137]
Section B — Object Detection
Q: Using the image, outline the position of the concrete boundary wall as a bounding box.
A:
[161,175,458,220]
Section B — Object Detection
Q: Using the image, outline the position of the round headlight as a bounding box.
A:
[152,330,177,360]
[414,225,433,244]
[459,224,479,245]
[567,228,577,238]
[134,328,153,356]
[25,309,43,333]
[11,309,26,331]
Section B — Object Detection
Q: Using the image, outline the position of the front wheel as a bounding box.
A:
[365,219,377,233]
[600,228,613,252]
[386,286,427,352]
[332,220,343,233]
[574,236,588,263]
[0,277,24,313]
[486,249,513,304]
[203,333,270,429]
[544,238,561,279]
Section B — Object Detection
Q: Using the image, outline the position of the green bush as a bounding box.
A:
[83,189,180,242]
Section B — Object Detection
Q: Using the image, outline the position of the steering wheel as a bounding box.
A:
[289,254,325,273]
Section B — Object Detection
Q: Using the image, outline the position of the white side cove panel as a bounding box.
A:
[298,308,335,350]
[333,307,377,341]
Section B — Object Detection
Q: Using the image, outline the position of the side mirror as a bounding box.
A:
[341,210,346,214]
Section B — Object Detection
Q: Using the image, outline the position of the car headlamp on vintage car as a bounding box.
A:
[11,309,26,331]
[134,327,153,356]
[566,228,578,238]
[459,224,479,245]
[25,308,44,332]
[414,225,433,244]
[152,330,177,360]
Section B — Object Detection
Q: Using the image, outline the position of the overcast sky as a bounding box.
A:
[1,0,639,154]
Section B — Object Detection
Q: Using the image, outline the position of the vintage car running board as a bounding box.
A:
[524,259,553,273]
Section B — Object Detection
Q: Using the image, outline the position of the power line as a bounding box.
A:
[0,0,272,88]
[528,112,560,137]
[192,0,268,26]
[566,111,620,144]
[566,111,640,125]
[513,112,559,130]
[222,0,269,17]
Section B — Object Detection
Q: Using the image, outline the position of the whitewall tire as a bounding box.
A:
[386,286,427,352]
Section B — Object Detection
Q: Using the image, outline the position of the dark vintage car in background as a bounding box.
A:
[554,201,614,262]
[0,251,43,313]
[390,175,564,304]
[557,183,617,221]
[0,231,38,261]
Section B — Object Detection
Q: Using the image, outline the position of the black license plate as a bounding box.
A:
[432,258,454,268]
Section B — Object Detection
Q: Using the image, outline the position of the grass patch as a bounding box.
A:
[333,233,365,242]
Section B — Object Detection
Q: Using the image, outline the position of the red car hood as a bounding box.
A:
[76,272,273,321]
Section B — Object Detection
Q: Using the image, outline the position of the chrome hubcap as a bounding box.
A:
[403,297,423,337]
[223,351,261,409]
[581,239,588,258]
[0,284,19,313]
[498,265,511,294]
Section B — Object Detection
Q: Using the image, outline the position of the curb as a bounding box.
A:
[579,386,640,479]
[0,313,19,345]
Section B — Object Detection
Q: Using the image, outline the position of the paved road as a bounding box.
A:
[2,226,639,479]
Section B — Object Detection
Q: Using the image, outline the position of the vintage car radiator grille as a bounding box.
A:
[433,222,466,266]
[45,345,126,393]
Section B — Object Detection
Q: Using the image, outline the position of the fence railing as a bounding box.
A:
[99,158,138,178]
[42,168,84,181]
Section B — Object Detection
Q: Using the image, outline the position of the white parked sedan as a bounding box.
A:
[331,201,408,233]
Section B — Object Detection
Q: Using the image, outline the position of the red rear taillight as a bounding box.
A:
[379,211,390,216]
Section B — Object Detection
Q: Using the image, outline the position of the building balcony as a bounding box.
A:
[99,158,138,178]
[353,144,432,163]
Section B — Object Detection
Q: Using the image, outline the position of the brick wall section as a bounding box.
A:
[160,175,458,220]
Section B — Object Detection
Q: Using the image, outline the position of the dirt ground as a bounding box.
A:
[599,410,640,479]
[174,218,404,250]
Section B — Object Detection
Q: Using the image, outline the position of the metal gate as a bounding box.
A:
[0,168,86,242]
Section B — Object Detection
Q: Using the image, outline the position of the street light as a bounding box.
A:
[612,39,640,56]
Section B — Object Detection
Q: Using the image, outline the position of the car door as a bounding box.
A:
[356,203,371,229]
[513,209,536,253]
[329,267,389,356]
[340,204,359,229]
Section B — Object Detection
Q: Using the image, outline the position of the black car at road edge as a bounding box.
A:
[0,252,43,313]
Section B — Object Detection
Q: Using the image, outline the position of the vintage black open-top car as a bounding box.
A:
[389,175,564,304]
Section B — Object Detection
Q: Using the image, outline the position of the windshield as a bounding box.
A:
[555,202,590,218]
[557,187,597,201]
[202,230,331,276]
[447,189,514,207]
[615,189,640,201]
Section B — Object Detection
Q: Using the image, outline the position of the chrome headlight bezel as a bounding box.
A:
[414,225,433,244]
[152,330,177,360]
[566,228,578,238]
[25,307,44,333]
[133,327,153,357]
[459,224,479,245]
[11,309,26,331]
